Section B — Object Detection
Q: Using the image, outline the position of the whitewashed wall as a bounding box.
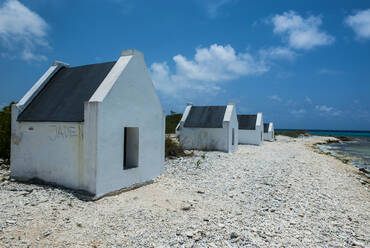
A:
[178,104,238,153]
[226,104,239,153]
[89,51,165,197]
[263,132,274,141]
[239,129,263,145]
[263,123,274,141]
[179,127,228,152]
[238,113,263,146]
[11,107,85,190]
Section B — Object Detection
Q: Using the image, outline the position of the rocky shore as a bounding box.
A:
[0,136,369,247]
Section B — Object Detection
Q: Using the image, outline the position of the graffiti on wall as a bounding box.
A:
[48,125,78,141]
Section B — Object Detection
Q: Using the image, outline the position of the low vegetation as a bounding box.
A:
[0,102,13,163]
[275,130,308,138]
[166,112,182,134]
[165,135,187,158]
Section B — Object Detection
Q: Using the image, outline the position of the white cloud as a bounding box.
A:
[150,43,268,97]
[291,109,306,116]
[109,0,134,14]
[315,105,333,112]
[271,11,334,50]
[315,105,342,116]
[200,0,234,19]
[345,9,370,40]
[0,0,49,61]
[21,49,47,61]
[259,46,296,60]
[305,96,312,104]
[268,95,282,102]
[318,68,342,75]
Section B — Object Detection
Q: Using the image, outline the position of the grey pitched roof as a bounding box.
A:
[183,106,227,128]
[18,61,116,122]
[237,114,257,130]
[264,123,269,133]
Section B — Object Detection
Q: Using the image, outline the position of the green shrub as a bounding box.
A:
[166,113,182,134]
[275,130,308,138]
[165,136,186,158]
[0,102,14,163]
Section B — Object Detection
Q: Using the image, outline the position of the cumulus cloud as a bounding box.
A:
[259,46,296,61]
[291,109,306,116]
[0,0,49,61]
[198,0,235,19]
[268,95,282,102]
[318,68,342,75]
[345,9,370,40]
[150,44,268,97]
[271,11,334,50]
[316,105,333,112]
[315,105,342,116]
[305,96,312,104]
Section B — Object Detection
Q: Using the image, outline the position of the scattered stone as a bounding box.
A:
[230,232,239,239]
[6,219,17,224]
[0,136,368,247]
[184,230,193,238]
[181,204,192,211]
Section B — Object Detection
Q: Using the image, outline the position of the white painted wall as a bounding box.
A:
[238,112,264,146]
[90,50,165,197]
[179,127,228,151]
[226,104,239,153]
[263,122,274,141]
[178,104,238,153]
[11,107,85,190]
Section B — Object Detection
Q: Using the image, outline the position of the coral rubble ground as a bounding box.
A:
[0,136,369,247]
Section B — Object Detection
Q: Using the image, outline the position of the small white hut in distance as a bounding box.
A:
[11,49,165,198]
[237,113,264,145]
[263,122,275,141]
[176,103,238,153]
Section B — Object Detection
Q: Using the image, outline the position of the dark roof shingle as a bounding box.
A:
[237,114,257,130]
[18,61,116,122]
[183,106,226,128]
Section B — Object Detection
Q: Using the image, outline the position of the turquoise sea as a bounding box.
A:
[276,129,370,173]
[308,130,370,172]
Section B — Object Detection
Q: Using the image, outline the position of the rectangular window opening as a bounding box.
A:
[123,127,139,170]
[232,128,235,145]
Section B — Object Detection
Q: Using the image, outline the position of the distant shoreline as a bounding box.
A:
[312,136,370,179]
[276,128,370,133]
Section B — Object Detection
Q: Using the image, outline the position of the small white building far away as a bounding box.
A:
[176,103,238,153]
[237,113,264,146]
[263,122,275,141]
[11,49,165,198]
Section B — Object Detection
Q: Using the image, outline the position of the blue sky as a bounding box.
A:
[0,0,369,130]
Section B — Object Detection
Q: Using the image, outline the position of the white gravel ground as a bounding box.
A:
[0,136,369,247]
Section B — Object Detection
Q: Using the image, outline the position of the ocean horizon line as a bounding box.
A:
[276,129,370,133]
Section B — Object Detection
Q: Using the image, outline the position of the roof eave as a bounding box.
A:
[16,61,69,115]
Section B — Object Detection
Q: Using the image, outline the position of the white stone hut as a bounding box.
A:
[176,103,238,153]
[263,122,275,141]
[237,113,264,146]
[11,50,165,198]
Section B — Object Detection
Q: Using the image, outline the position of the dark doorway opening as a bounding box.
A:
[124,127,139,170]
